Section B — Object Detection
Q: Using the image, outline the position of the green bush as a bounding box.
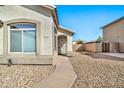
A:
[76,40,83,44]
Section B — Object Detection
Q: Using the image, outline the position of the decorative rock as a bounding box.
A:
[69,52,124,88]
[0,65,55,88]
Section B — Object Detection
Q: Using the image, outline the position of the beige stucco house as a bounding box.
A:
[0,5,74,64]
[101,16,124,53]
[82,17,124,53]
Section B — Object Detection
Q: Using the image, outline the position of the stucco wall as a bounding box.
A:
[58,31,73,52]
[103,19,124,52]
[84,43,96,52]
[109,42,119,53]
[73,44,84,51]
[0,27,3,55]
[67,36,73,52]
[84,43,102,53]
[0,5,53,55]
[96,43,102,52]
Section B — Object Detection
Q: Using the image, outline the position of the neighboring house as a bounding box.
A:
[0,5,74,64]
[81,17,124,53]
[101,16,124,53]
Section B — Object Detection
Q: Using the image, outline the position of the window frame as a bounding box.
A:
[8,23,36,54]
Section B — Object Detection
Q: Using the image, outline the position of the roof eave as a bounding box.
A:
[44,6,60,27]
[58,26,74,35]
[100,16,124,29]
[42,5,74,35]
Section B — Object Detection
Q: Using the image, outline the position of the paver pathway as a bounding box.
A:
[35,55,77,88]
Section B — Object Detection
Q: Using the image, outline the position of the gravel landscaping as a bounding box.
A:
[69,52,124,88]
[0,64,55,88]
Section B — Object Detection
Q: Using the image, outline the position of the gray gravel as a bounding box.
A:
[0,65,55,88]
[69,52,124,88]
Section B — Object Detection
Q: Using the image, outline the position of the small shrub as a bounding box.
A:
[76,40,83,44]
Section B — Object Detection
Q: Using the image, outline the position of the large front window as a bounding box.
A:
[9,23,36,53]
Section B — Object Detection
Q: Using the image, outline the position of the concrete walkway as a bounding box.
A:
[35,55,77,88]
[101,53,124,59]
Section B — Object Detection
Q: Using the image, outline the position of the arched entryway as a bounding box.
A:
[58,35,67,55]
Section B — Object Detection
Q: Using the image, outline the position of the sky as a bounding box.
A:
[56,5,124,42]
